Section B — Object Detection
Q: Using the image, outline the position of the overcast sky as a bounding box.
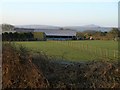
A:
[1,0,119,27]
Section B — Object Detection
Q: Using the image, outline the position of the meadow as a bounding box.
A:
[15,40,118,61]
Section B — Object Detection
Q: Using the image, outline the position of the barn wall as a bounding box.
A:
[33,32,46,41]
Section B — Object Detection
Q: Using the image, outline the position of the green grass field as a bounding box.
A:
[15,40,118,61]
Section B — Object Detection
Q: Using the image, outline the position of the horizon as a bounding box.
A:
[1,0,119,27]
[1,23,117,28]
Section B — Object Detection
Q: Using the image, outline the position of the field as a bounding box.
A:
[15,40,118,61]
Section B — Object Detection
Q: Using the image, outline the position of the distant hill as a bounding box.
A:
[15,24,114,32]
[63,24,113,32]
[1,24,115,33]
[15,25,61,30]
[81,24,101,28]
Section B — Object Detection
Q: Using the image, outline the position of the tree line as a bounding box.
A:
[76,28,120,41]
[2,32,34,41]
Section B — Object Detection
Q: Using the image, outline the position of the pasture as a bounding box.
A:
[15,40,118,61]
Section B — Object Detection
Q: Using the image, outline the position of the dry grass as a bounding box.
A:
[2,43,49,89]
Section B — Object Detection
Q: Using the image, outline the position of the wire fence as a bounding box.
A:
[50,41,118,61]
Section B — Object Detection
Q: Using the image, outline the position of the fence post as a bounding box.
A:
[82,44,84,51]
[114,50,116,59]
[81,44,83,51]
[105,49,108,58]
[95,47,96,55]
[86,44,88,51]
[99,48,101,57]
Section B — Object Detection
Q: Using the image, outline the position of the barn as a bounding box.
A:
[34,29,76,40]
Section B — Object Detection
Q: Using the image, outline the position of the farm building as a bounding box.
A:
[34,29,76,40]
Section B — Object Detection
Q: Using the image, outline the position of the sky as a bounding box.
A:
[1,0,119,27]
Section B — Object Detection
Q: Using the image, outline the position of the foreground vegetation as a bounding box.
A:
[2,43,49,88]
[2,43,120,88]
[15,40,118,61]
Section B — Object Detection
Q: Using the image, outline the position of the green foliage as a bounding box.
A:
[107,28,119,39]
[17,45,30,64]
[2,32,34,41]
[76,28,119,40]
[76,32,84,39]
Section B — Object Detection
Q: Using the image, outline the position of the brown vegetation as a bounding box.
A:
[2,43,49,89]
[33,59,120,88]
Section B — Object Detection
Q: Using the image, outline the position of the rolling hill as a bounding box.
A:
[1,24,115,33]
[15,24,114,32]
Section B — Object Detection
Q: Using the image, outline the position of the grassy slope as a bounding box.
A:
[15,40,118,61]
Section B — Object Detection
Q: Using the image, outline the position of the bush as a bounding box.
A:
[18,45,30,64]
[2,42,49,88]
